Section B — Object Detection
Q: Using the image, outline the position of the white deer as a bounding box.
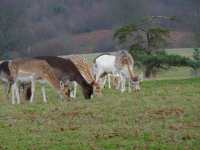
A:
[93,51,141,92]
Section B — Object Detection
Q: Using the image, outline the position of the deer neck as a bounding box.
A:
[127,64,135,79]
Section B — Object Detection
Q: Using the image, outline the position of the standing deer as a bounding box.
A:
[8,58,70,104]
[0,60,51,102]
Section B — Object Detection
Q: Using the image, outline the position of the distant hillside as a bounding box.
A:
[10,29,113,57]
[0,0,199,58]
[9,30,196,58]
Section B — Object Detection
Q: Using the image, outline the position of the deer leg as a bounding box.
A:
[73,82,77,98]
[3,82,10,99]
[15,82,20,104]
[128,79,131,93]
[11,81,20,104]
[41,84,47,103]
[107,74,111,89]
[59,81,66,100]
[11,84,16,104]
[30,78,35,103]
[69,83,74,98]
[69,91,74,98]
[101,76,107,88]
[120,76,126,93]
[124,78,127,92]
[116,76,121,90]
[70,81,77,98]
[7,82,12,99]
[115,75,121,90]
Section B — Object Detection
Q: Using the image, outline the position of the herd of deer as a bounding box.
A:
[0,50,142,104]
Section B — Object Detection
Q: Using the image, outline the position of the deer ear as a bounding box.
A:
[60,81,65,90]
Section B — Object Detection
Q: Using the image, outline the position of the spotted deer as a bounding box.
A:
[93,51,142,92]
[8,58,69,104]
[35,56,101,99]
[67,55,101,97]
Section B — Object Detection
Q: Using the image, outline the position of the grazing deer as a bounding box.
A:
[8,58,69,104]
[35,56,101,99]
[93,51,142,92]
[67,55,101,97]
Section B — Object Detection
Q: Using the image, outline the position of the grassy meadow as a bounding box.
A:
[0,48,200,150]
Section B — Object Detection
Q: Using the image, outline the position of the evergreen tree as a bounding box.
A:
[114,16,200,78]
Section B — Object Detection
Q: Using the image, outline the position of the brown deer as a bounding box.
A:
[35,56,101,99]
[8,58,69,104]
[67,55,101,97]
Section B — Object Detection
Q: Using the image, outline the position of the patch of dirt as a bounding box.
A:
[22,111,38,122]
[93,127,132,140]
[82,111,96,118]
[61,110,96,119]
[94,131,120,139]
[51,107,59,112]
[67,124,80,131]
[169,123,200,130]
[144,107,184,119]
[182,133,196,141]
[64,111,80,119]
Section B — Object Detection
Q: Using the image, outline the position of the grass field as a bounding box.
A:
[0,78,200,150]
[0,48,200,150]
[166,48,194,58]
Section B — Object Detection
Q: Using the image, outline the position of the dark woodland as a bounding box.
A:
[0,0,200,58]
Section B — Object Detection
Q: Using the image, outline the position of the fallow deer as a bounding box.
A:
[8,58,69,104]
[35,56,101,99]
[93,50,142,92]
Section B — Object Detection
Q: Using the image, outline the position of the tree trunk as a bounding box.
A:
[144,67,152,78]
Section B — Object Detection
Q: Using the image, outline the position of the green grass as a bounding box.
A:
[156,48,195,80]
[0,78,200,150]
[0,48,199,149]
[166,48,194,58]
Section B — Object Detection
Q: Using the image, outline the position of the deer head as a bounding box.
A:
[60,81,71,98]
[131,73,143,91]
[92,81,102,97]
